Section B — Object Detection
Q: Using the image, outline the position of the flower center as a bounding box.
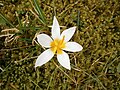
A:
[50,36,66,54]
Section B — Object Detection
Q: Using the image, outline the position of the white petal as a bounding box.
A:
[35,49,54,68]
[61,27,76,42]
[37,34,53,48]
[57,51,71,70]
[51,16,60,39]
[63,42,83,52]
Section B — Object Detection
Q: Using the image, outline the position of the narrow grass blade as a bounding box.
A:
[28,78,41,89]
[33,0,46,24]
[77,11,80,30]
[15,12,22,28]
[0,13,15,28]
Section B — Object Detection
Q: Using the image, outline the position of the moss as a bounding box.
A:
[0,0,120,89]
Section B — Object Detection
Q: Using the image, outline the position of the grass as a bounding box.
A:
[0,0,120,90]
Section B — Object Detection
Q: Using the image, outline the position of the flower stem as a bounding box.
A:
[52,61,77,84]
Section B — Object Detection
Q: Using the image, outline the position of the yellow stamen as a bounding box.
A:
[50,36,66,54]
[59,36,65,45]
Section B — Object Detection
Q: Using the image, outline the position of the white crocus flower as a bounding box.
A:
[35,16,83,70]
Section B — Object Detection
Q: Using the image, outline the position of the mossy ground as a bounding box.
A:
[0,0,120,90]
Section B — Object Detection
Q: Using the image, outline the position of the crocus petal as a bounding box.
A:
[37,34,53,48]
[35,49,54,68]
[57,51,71,70]
[51,16,60,39]
[61,27,76,42]
[63,42,83,52]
